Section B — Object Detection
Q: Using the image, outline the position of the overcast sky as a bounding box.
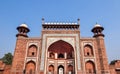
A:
[0,0,120,63]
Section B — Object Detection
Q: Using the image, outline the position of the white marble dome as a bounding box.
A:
[94,23,101,27]
[20,23,28,28]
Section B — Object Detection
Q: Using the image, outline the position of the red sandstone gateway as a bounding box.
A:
[1,19,119,74]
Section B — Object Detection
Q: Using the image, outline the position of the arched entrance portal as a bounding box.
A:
[58,65,64,74]
[47,40,75,74]
[25,61,36,74]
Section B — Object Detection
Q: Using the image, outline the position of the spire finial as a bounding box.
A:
[42,18,45,24]
[96,22,98,24]
[23,22,26,24]
[77,18,80,25]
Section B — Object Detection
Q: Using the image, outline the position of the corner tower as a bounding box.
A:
[11,24,30,74]
[92,23,110,73]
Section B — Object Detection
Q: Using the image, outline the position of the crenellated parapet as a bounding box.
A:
[42,18,80,30]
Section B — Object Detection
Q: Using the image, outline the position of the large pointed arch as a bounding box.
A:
[48,40,74,59]
[48,40,74,53]
[47,40,75,73]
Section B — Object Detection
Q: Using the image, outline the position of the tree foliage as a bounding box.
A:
[1,52,13,65]
[110,60,117,65]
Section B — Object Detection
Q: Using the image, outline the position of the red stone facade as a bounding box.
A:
[0,19,119,74]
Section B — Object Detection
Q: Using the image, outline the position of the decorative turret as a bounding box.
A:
[91,23,104,37]
[16,23,30,37]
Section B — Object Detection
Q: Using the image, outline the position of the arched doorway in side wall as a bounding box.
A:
[58,65,64,74]
[48,65,54,74]
[68,65,73,74]
[85,60,96,74]
[25,61,36,74]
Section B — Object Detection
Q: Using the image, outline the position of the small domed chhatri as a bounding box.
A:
[92,23,104,37]
[20,23,28,28]
[16,23,30,37]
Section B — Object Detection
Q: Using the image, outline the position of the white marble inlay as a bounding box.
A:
[58,62,64,63]
[83,42,92,46]
[26,58,36,63]
[49,61,54,63]
[85,58,95,62]
[47,38,74,49]
[28,42,38,46]
[40,35,46,70]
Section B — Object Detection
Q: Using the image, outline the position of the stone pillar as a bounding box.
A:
[55,53,57,59]
[65,52,67,59]
[48,52,49,58]
[55,60,57,74]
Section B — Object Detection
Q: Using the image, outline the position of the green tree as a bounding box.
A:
[110,60,117,65]
[2,52,13,65]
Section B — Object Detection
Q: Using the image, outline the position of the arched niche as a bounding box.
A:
[84,44,94,57]
[25,61,36,74]
[49,52,55,58]
[27,45,37,57]
[85,60,96,74]
[48,65,54,74]
[48,40,74,59]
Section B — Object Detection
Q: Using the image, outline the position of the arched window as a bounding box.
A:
[58,53,64,58]
[84,45,94,57]
[27,45,37,57]
[49,52,55,58]
[85,61,96,74]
